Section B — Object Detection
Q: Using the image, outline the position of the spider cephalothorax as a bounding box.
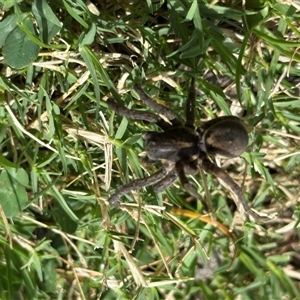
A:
[107,79,257,220]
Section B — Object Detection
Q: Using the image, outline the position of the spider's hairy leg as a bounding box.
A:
[140,159,178,191]
[185,78,196,128]
[134,85,181,126]
[201,156,259,221]
[108,169,166,207]
[153,167,178,192]
[107,98,162,123]
[175,160,208,210]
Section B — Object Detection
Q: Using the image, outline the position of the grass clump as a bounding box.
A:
[0,0,299,299]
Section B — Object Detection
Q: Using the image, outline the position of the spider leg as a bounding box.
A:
[108,168,166,207]
[175,160,208,210]
[153,167,178,192]
[140,157,178,191]
[185,78,196,129]
[201,156,258,220]
[107,98,162,123]
[108,98,173,130]
[135,85,181,127]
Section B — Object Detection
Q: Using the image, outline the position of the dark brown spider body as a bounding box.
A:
[143,127,199,162]
[107,79,258,220]
[199,116,249,158]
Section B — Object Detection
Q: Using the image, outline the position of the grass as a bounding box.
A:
[0,0,300,299]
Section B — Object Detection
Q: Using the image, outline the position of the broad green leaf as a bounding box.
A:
[6,167,29,186]
[3,15,39,69]
[0,169,28,217]
[0,14,26,48]
[32,0,62,43]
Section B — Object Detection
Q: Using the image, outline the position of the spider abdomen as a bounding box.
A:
[199,116,248,158]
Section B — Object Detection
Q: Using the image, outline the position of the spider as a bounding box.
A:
[107,79,258,220]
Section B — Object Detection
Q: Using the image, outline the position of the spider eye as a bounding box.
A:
[200,116,248,158]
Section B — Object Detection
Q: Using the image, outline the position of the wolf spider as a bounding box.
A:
[107,79,258,220]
